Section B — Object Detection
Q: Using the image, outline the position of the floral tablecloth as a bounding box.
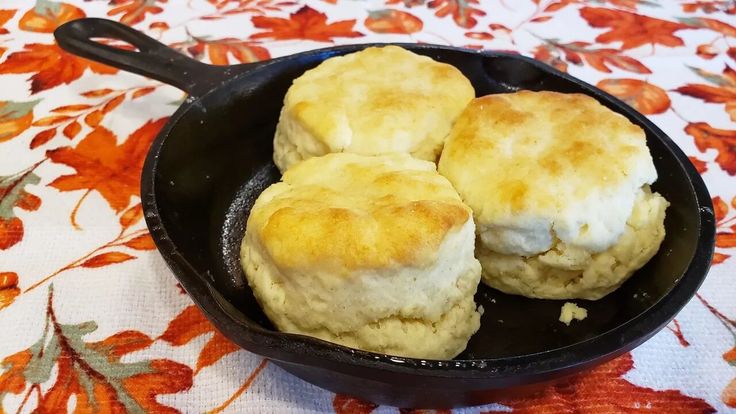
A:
[0,0,734,412]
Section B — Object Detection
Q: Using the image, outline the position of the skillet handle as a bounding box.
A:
[55,18,233,97]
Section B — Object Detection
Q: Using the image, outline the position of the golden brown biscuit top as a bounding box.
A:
[283,46,475,153]
[440,91,651,216]
[248,153,471,274]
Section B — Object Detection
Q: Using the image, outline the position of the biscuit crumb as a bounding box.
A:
[559,302,587,326]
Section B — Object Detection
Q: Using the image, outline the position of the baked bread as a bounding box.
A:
[438,91,668,300]
[241,153,481,358]
[272,46,475,172]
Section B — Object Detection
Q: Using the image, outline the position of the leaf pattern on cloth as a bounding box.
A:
[0,43,118,94]
[0,161,42,250]
[160,305,240,374]
[596,78,671,114]
[18,0,86,33]
[47,118,167,223]
[0,287,192,413]
[0,0,734,412]
[251,6,362,42]
[482,353,715,413]
[579,7,690,49]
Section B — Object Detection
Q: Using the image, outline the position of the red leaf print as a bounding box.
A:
[47,118,168,213]
[485,353,715,413]
[107,0,167,25]
[19,0,85,33]
[729,47,736,61]
[678,17,736,37]
[0,43,117,94]
[596,79,671,114]
[684,122,736,175]
[0,271,19,310]
[689,156,708,174]
[124,233,155,250]
[365,10,423,34]
[160,305,240,372]
[0,100,38,143]
[580,7,689,50]
[428,0,485,29]
[0,165,41,250]
[0,10,17,35]
[333,394,378,414]
[80,251,135,268]
[251,6,362,42]
[675,65,736,122]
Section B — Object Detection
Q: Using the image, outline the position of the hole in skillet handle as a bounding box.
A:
[54,18,252,97]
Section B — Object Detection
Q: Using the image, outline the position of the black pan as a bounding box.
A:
[54,18,716,409]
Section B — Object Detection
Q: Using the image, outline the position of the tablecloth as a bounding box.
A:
[0,0,734,412]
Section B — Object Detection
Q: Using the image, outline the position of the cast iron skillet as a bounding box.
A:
[55,18,715,408]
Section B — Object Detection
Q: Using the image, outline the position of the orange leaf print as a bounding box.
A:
[90,330,154,360]
[484,353,715,413]
[684,122,736,175]
[120,203,143,228]
[19,0,85,33]
[0,349,31,396]
[32,114,71,127]
[365,10,423,34]
[697,44,719,59]
[81,251,135,268]
[47,118,168,213]
[580,7,688,50]
[712,252,730,264]
[29,128,56,149]
[161,305,240,372]
[24,288,193,413]
[108,0,167,25]
[689,156,708,174]
[596,79,671,114]
[62,120,80,139]
[428,0,485,28]
[52,104,92,113]
[0,165,41,250]
[251,6,362,42]
[195,332,240,373]
[202,40,271,65]
[537,40,651,74]
[678,17,736,37]
[132,86,156,99]
[0,100,38,143]
[0,43,117,93]
[724,378,736,408]
[0,10,17,35]
[124,233,155,250]
[713,196,728,222]
[81,88,114,98]
[0,271,19,310]
[675,65,736,122]
[333,394,378,414]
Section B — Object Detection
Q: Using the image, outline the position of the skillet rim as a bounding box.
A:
[141,43,716,381]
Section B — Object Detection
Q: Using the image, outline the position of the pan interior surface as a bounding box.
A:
[153,46,701,360]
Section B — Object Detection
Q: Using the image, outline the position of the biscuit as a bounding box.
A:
[438,91,667,299]
[241,153,481,358]
[273,46,475,172]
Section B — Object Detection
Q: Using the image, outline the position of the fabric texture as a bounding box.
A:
[0,0,734,413]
